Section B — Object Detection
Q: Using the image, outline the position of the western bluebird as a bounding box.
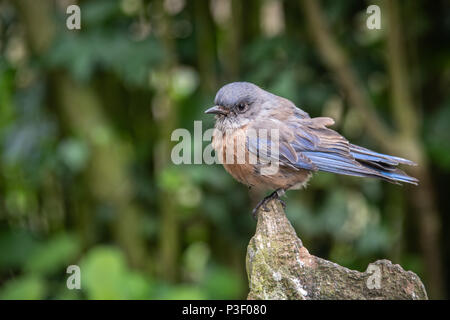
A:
[205,82,418,217]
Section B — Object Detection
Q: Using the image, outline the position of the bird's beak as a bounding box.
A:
[205,105,229,116]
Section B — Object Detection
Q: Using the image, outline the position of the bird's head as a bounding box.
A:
[205,82,269,130]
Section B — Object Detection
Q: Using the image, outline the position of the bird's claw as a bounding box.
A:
[252,189,285,220]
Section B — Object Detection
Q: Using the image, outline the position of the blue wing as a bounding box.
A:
[248,116,418,185]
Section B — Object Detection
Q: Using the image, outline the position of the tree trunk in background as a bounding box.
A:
[153,0,180,282]
[242,0,261,43]
[226,0,243,80]
[193,0,218,92]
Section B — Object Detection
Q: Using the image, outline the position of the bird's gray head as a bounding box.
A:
[205,82,271,130]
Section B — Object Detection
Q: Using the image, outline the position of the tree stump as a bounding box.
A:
[246,198,428,300]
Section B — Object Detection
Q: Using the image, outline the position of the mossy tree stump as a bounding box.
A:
[246,199,428,300]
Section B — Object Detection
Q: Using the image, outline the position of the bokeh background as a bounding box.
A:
[0,0,449,299]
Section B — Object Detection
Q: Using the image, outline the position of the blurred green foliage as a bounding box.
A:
[0,0,449,299]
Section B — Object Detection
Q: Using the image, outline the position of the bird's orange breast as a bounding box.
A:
[212,126,255,186]
[212,125,312,191]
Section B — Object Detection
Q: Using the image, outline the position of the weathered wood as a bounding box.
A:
[246,199,428,300]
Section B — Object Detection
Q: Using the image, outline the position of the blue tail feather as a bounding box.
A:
[302,145,418,185]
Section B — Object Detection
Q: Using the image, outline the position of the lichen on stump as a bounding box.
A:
[246,198,428,300]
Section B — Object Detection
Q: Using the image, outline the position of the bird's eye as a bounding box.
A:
[237,103,247,113]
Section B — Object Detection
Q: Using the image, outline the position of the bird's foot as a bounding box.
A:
[252,189,285,220]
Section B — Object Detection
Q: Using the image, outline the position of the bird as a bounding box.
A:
[205,82,418,218]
